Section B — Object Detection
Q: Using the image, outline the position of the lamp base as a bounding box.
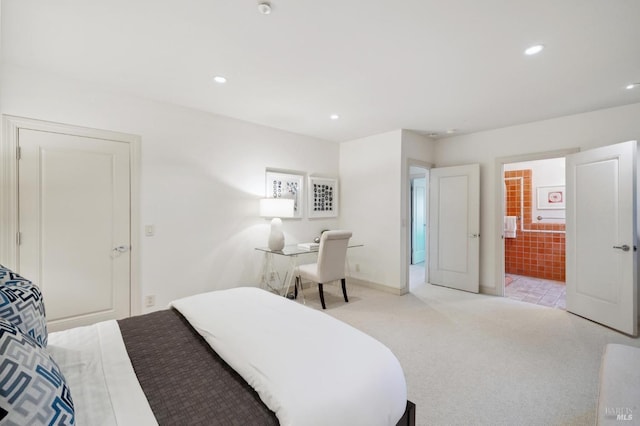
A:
[268,218,285,251]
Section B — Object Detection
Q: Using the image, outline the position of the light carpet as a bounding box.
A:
[294,282,640,426]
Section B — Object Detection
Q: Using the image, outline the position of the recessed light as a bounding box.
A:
[446,129,457,134]
[626,83,639,90]
[330,114,340,120]
[524,44,544,56]
[258,2,272,15]
[213,76,227,84]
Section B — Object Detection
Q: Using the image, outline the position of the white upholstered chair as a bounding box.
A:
[294,230,352,309]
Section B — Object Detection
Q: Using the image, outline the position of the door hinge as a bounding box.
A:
[16,232,21,246]
[16,146,21,160]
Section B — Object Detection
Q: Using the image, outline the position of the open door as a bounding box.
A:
[566,140,638,336]
[429,164,480,293]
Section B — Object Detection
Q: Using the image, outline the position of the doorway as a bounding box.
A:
[497,142,639,336]
[503,157,567,309]
[409,165,428,290]
[405,161,480,294]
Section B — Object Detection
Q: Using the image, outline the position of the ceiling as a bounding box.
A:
[2,0,640,142]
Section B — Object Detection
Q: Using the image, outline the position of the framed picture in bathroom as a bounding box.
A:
[537,185,565,210]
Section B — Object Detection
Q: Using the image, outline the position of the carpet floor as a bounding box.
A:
[295,281,640,426]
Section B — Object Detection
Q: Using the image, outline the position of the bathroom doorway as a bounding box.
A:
[409,165,429,290]
[503,157,567,309]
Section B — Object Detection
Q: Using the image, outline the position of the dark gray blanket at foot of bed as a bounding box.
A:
[118,309,279,426]
[119,308,415,426]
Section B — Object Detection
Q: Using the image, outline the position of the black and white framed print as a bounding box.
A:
[308,176,338,218]
[265,171,304,218]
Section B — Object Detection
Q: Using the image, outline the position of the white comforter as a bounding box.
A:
[171,287,407,426]
[48,321,157,426]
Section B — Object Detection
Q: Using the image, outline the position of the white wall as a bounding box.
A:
[5,63,639,302]
[339,129,435,292]
[339,130,403,289]
[1,64,340,312]
[435,102,640,293]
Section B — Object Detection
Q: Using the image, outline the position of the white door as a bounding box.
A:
[412,177,426,264]
[18,129,131,331]
[429,164,480,293]
[566,140,638,336]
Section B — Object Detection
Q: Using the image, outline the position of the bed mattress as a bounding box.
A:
[47,289,414,425]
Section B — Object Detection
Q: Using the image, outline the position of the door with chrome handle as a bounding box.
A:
[613,244,630,252]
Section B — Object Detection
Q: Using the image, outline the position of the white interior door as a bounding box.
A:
[566,140,638,336]
[429,164,480,293]
[18,129,131,331]
[412,177,426,264]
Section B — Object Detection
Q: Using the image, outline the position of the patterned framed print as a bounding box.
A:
[265,171,304,218]
[537,185,565,210]
[308,176,338,218]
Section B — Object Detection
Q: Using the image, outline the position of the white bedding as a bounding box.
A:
[48,321,157,426]
[171,287,408,426]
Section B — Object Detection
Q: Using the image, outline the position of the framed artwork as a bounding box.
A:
[537,185,565,210]
[308,176,338,218]
[265,171,304,218]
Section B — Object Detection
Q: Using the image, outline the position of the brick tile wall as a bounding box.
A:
[504,170,565,282]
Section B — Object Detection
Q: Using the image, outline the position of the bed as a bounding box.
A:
[0,265,415,425]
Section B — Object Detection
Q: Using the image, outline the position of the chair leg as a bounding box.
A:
[294,277,299,299]
[341,278,349,303]
[318,283,326,309]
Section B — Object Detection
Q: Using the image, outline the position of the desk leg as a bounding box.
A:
[260,252,271,291]
[283,255,303,302]
[261,252,283,294]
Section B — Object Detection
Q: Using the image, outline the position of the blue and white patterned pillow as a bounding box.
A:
[0,318,74,425]
[0,264,48,347]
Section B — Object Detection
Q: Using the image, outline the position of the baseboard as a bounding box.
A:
[295,277,406,296]
[347,277,406,295]
[480,284,499,296]
[298,277,496,296]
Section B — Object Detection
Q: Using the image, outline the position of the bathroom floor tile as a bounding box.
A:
[505,274,566,310]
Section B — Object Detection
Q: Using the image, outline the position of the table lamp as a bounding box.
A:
[260,198,295,251]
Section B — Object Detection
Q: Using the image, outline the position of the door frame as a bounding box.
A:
[0,115,143,316]
[403,159,432,293]
[494,148,579,297]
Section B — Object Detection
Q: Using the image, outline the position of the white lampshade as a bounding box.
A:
[260,198,295,218]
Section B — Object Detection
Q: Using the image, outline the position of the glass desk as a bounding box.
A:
[255,243,363,298]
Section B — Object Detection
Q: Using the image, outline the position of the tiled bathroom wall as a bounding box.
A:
[505,170,565,282]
